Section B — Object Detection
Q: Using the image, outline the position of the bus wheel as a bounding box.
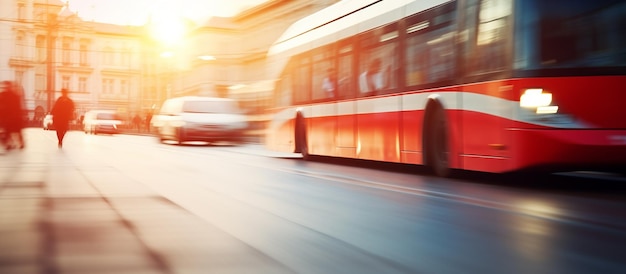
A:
[295,117,310,160]
[426,106,450,177]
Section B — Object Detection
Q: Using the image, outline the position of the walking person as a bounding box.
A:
[0,81,25,150]
[132,114,142,131]
[0,82,10,150]
[50,88,75,148]
[145,112,152,133]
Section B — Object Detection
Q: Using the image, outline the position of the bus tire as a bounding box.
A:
[295,116,310,160]
[425,105,451,177]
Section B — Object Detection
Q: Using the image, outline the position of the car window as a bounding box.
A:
[182,101,241,114]
[96,113,120,120]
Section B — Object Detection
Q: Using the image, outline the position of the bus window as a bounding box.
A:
[312,47,334,101]
[462,0,512,77]
[358,24,400,95]
[293,56,311,104]
[514,0,626,72]
[277,75,293,107]
[405,2,456,87]
[336,39,355,100]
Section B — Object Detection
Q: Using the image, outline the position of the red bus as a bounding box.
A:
[265,0,626,176]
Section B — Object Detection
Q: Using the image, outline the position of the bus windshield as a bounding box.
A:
[514,0,626,74]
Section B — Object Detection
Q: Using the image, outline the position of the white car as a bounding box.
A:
[151,96,248,145]
[83,110,123,134]
[43,114,54,130]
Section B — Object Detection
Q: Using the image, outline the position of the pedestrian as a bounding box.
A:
[145,112,152,133]
[0,81,25,150]
[322,68,336,98]
[0,82,9,149]
[50,88,75,148]
[132,114,141,131]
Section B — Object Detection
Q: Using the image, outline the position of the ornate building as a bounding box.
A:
[0,0,338,123]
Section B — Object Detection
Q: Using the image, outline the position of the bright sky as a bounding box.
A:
[61,0,268,26]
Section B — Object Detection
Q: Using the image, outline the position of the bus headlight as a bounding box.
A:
[518,88,579,126]
[520,89,551,108]
[520,89,558,114]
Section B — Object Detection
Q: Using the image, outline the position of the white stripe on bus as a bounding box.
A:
[270,92,589,129]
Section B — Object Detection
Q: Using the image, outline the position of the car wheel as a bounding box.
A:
[176,128,185,145]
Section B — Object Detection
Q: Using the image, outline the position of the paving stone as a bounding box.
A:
[0,130,292,274]
[0,230,41,259]
[0,263,41,274]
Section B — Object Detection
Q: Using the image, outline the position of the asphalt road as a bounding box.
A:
[9,129,626,274]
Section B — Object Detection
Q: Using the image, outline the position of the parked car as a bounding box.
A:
[151,96,248,145]
[83,110,123,134]
[42,114,54,130]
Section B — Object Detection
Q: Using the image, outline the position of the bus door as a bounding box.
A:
[457,0,513,171]
[335,42,357,157]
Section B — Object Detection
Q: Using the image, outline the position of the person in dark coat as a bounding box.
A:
[145,112,152,132]
[0,82,8,148]
[50,88,75,148]
[0,81,25,150]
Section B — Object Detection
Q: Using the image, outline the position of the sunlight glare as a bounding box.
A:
[150,15,187,46]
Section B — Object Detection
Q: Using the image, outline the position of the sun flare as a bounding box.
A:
[150,16,187,46]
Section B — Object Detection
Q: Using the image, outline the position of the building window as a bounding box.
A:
[102,79,114,94]
[63,37,72,65]
[15,71,24,87]
[78,77,87,93]
[104,47,114,65]
[102,79,108,93]
[16,32,26,59]
[120,80,128,95]
[122,49,131,66]
[62,76,70,90]
[17,3,26,21]
[34,7,46,21]
[80,40,89,66]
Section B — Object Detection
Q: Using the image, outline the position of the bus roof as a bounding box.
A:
[268,0,449,57]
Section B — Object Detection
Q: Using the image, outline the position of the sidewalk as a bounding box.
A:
[0,129,292,274]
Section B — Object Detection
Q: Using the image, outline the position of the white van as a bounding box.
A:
[151,96,248,144]
[83,110,123,134]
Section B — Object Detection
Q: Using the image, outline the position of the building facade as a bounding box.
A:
[0,0,338,124]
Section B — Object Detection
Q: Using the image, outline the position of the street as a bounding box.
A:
[1,128,625,274]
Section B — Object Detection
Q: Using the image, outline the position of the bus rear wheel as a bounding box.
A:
[425,106,451,177]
